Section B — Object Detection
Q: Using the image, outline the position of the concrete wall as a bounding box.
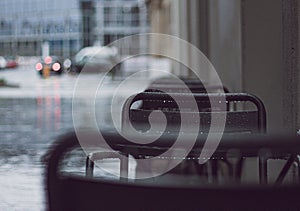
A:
[170,0,242,88]
[208,0,242,92]
[171,0,191,77]
[196,0,299,133]
[242,0,299,133]
[168,0,300,133]
[171,0,211,80]
[147,0,172,56]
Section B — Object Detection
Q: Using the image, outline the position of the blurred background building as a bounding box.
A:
[0,0,149,57]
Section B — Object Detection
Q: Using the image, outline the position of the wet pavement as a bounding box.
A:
[0,66,121,210]
[0,58,170,210]
[0,98,72,209]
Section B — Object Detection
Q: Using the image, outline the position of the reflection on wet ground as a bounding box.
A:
[0,98,73,209]
[0,59,170,209]
[0,96,120,209]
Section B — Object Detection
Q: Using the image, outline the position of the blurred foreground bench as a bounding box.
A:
[46,131,300,210]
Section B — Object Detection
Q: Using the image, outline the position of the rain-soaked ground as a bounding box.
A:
[0,97,72,210]
[0,58,170,210]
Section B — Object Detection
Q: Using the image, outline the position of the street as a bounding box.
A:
[0,58,170,210]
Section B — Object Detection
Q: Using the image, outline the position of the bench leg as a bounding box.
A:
[275,155,295,185]
[207,160,218,184]
[86,156,94,178]
[259,156,268,184]
[120,154,129,181]
[234,158,244,184]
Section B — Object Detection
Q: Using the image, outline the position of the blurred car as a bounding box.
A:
[63,58,72,72]
[70,46,121,73]
[0,56,7,69]
[35,56,63,77]
[5,56,18,69]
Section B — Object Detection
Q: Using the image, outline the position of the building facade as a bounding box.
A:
[91,0,149,54]
[0,0,149,57]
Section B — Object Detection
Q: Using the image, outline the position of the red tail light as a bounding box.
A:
[52,63,61,71]
[35,63,43,71]
[44,56,52,64]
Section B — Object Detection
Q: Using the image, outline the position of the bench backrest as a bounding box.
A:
[122,92,266,134]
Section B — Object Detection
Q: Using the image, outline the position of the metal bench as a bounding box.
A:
[146,77,230,93]
[120,92,267,183]
[86,77,229,178]
[123,92,266,134]
[47,131,300,210]
[87,92,267,183]
[143,77,229,110]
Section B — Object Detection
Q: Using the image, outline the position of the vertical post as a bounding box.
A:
[120,154,129,181]
[258,156,268,184]
[80,0,96,47]
[63,15,70,58]
[241,0,299,133]
[282,0,299,133]
[86,156,94,178]
[42,41,50,58]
